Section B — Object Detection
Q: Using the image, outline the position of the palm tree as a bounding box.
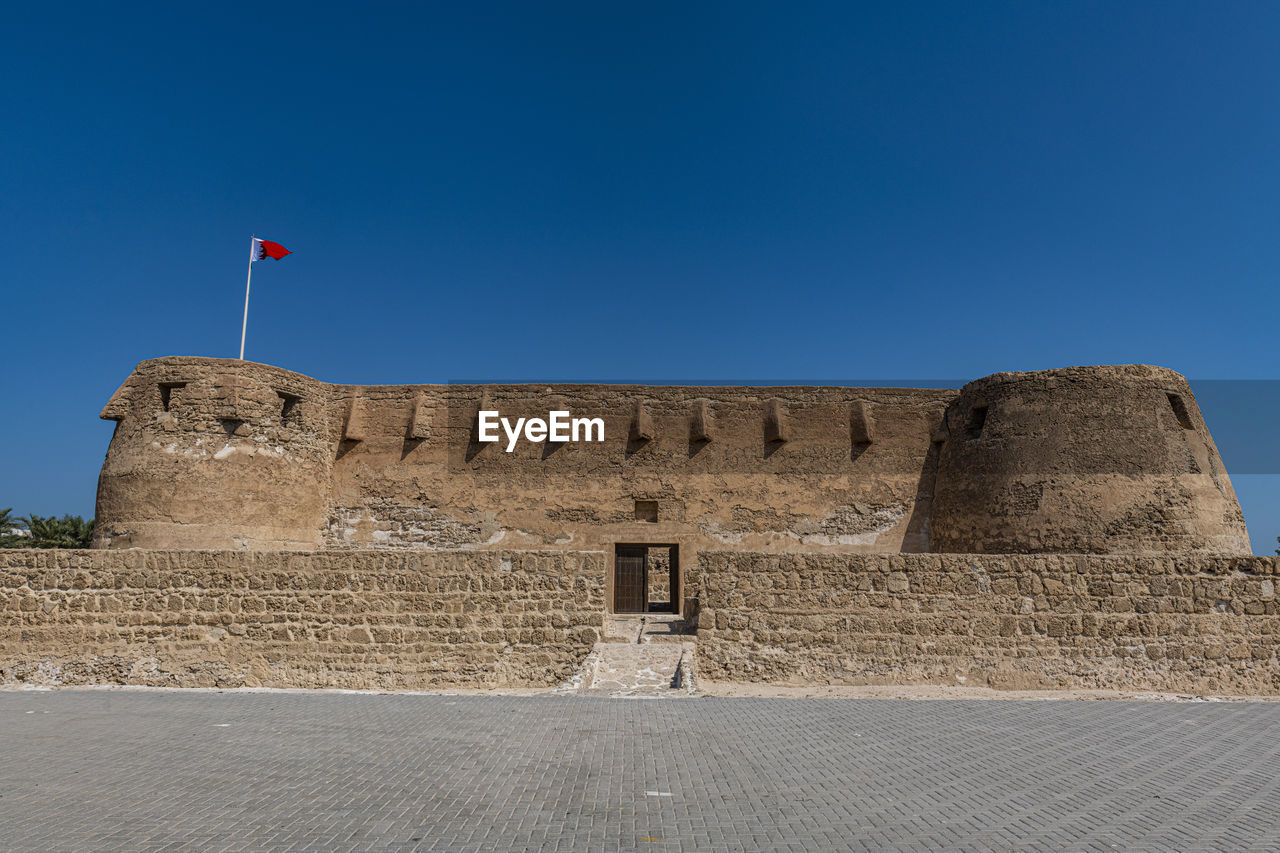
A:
[0,508,29,548]
[22,514,94,549]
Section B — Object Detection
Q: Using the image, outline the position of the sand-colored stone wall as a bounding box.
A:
[91,357,956,562]
[696,552,1280,694]
[931,365,1248,554]
[0,549,602,690]
[96,359,336,550]
[7,548,1280,694]
[93,358,1252,575]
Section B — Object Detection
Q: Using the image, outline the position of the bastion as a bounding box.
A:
[3,356,1272,694]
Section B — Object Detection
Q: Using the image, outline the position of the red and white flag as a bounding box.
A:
[250,237,292,261]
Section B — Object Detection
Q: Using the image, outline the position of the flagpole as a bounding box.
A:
[239,237,254,360]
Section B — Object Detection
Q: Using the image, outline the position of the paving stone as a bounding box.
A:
[3,692,1280,851]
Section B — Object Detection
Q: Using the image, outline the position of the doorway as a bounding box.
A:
[613,544,680,614]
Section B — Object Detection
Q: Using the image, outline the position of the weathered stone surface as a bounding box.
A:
[696,552,1280,694]
[75,357,1264,694]
[94,360,334,551]
[93,358,1248,573]
[7,547,1278,694]
[0,549,603,690]
[92,358,962,614]
[932,365,1248,554]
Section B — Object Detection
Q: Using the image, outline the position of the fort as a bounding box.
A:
[90,357,1249,560]
[2,356,1277,695]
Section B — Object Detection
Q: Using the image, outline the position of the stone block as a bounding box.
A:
[630,399,654,442]
[764,399,788,443]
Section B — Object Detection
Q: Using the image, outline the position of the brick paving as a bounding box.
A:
[3,691,1280,852]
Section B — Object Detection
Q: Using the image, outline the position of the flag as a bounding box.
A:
[251,238,292,261]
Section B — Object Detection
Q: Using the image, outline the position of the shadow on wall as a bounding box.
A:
[902,437,943,554]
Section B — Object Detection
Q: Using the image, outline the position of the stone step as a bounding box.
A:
[640,617,695,644]
[556,641,697,696]
[602,614,696,644]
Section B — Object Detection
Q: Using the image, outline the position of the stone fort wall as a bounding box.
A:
[4,549,1279,693]
[696,552,1280,694]
[0,549,603,690]
[93,358,1249,578]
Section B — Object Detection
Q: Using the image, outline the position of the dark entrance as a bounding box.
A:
[612,544,680,614]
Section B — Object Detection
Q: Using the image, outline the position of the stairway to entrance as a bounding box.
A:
[556,615,697,696]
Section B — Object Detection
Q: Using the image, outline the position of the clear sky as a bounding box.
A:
[1,2,1277,553]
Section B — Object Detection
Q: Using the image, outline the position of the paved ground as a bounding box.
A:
[3,691,1280,852]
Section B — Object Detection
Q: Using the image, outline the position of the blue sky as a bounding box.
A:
[1,2,1277,553]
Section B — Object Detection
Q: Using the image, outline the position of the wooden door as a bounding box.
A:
[614,545,647,613]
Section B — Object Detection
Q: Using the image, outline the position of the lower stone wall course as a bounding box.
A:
[9,548,1279,694]
[697,551,1280,694]
[0,549,603,690]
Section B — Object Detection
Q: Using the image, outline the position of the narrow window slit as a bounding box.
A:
[277,392,301,426]
[159,382,186,412]
[1167,393,1193,429]
[965,405,988,440]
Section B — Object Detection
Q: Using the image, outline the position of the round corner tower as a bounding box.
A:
[93,357,337,549]
[929,364,1250,555]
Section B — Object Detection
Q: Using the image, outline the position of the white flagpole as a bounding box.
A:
[239,236,255,360]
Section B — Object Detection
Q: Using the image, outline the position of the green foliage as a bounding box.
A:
[0,508,29,548]
[24,514,94,548]
[5,512,94,549]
